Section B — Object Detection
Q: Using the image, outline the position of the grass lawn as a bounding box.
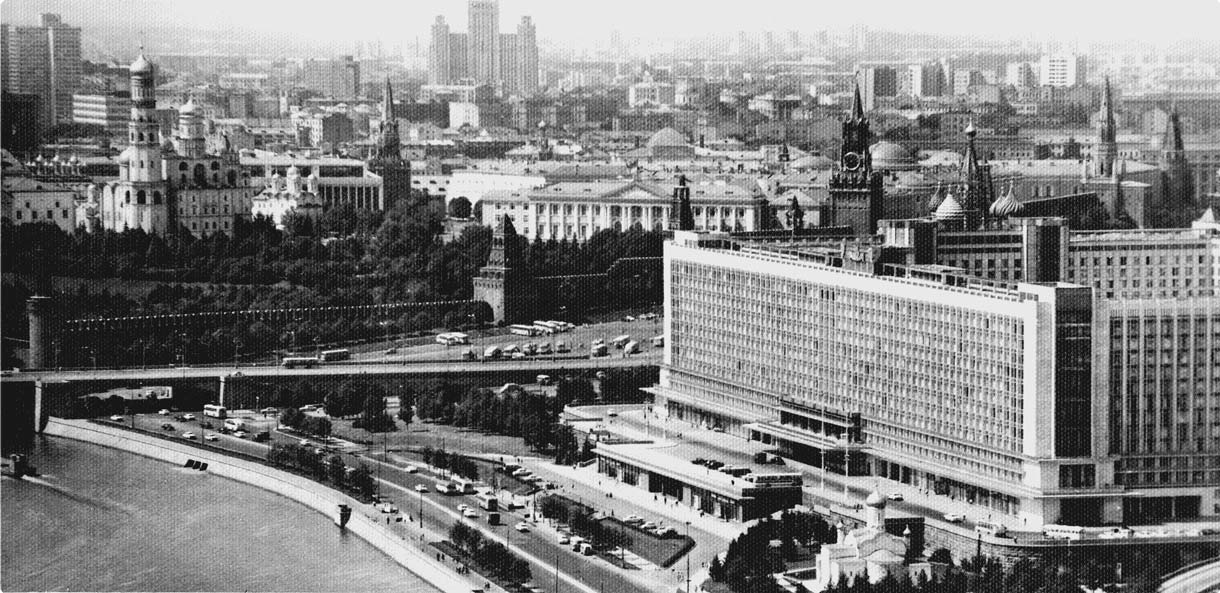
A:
[602,517,694,568]
[330,416,540,460]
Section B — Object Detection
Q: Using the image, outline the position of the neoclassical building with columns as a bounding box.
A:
[480,179,766,242]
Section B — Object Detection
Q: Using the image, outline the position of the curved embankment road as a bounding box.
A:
[41,418,491,593]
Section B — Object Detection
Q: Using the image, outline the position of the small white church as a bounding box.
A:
[789,491,933,592]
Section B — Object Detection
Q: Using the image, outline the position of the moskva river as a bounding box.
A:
[1,436,439,592]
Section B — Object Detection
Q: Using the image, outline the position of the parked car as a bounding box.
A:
[640,521,658,530]
[462,509,479,518]
[182,414,196,421]
[557,534,570,545]
[623,515,643,524]
[622,316,636,322]
[515,522,530,532]
[232,430,248,439]
[158,409,171,415]
[404,465,418,473]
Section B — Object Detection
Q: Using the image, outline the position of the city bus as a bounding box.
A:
[319,349,351,362]
[975,521,1008,537]
[744,473,804,487]
[476,492,499,512]
[435,332,470,345]
[509,324,541,337]
[1042,524,1086,540]
[203,404,227,419]
[532,321,558,334]
[611,335,631,349]
[282,356,319,369]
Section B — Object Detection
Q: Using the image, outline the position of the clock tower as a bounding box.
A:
[828,82,883,235]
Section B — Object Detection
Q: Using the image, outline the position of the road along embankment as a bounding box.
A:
[42,417,479,593]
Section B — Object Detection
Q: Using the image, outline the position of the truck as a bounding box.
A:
[486,512,502,525]
[590,343,608,357]
[623,340,640,354]
[483,346,502,360]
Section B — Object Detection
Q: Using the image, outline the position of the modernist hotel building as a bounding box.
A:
[650,88,1220,528]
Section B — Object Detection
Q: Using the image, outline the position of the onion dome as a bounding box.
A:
[130,53,154,75]
[865,489,887,509]
[178,97,199,116]
[116,147,134,165]
[989,183,1024,217]
[35,154,45,163]
[927,182,945,211]
[933,190,965,222]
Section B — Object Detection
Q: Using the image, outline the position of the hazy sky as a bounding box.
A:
[4,0,1219,50]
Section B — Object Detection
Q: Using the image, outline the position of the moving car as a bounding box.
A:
[233,430,248,439]
[623,515,643,524]
[415,484,429,493]
[887,492,904,501]
[514,522,530,532]
[557,534,570,545]
[203,433,219,441]
[181,432,197,440]
[161,423,176,431]
[109,415,125,422]
[943,513,965,523]
[158,409,171,415]
[182,414,196,421]
[462,509,479,518]
[403,465,418,473]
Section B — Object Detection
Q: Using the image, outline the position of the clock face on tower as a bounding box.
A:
[842,152,862,171]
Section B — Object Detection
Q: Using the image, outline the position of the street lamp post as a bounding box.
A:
[685,520,691,593]
[841,435,851,506]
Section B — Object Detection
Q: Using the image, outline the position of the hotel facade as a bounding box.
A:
[652,227,1220,527]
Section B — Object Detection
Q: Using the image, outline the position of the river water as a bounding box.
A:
[1,436,440,592]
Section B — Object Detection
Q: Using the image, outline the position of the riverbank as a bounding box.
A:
[41,417,479,593]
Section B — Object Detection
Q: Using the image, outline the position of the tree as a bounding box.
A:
[708,554,725,581]
[350,463,375,497]
[357,388,395,432]
[327,454,347,485]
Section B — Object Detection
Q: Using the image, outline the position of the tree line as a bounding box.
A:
[2,193,665,368]
[420,446,479,482]
[447,520,532,586]
[266,442,375,498]
[538,495,633,552]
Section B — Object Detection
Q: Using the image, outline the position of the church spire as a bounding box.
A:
[1100,77,1116,144]
[1163,107,1185,152]
[849,79,865,122]
[378,78,400,159]
[1094,76,1118,178]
